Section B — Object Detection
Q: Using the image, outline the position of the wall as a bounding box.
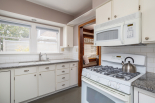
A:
[92,0,110,9]
[0,46,78,63]
[101,44,155,73]
[0,0,74,24]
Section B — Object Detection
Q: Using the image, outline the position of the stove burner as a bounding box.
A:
[86,66,140,81]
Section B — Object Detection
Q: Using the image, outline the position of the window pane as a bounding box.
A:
[0,22,30,38]
[0,37,29,52]
[37,28,58,53]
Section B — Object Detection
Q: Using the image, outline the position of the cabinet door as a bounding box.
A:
[15,74,37,103]
[0,71,10,103]
[70,67,78,86]
[139,93,155,103]
[39,71,55,96]
[96,1,112,25]
[112,0,139,19]
[141,0,155,43]
[63,26,73,47]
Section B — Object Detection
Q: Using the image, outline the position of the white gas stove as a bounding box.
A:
[82,53,146,103]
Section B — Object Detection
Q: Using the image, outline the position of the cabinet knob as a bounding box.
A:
[62,77,65,79]
[45,67,49,69]
[108,17,110,20]
[62,84,65,86]
[62,71,65,73]
[114,15,117,18]
[24,70,29,72]
[39,74,41,76]
[34,74,36,76]
[68,45,69,47]
[145,37,149,40]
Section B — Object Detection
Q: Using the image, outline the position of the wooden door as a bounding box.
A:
[15,74,38,103]
[96,1,112,25]
[70,67,78,86]
[0,71,10,103]
[112,0,139,19]
[141,0,155,43]
[39,71,55,96]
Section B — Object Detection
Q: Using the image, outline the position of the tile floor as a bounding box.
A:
[29,87,81,103]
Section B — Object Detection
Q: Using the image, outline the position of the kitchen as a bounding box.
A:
[0,0,155,103]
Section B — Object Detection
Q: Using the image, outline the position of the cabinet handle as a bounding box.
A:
[34,74,36,76]
[62,77,65,79]
[71,69,72,70]
[145,37,149,40]
[39,74,41,76]
[62,71,65,73]
[68,45,69,47]
[108,17,110,20]
[24,70,29,72]
[62,84,65,86]
[114,15,117,18]
[45,67,49,69]
[73,64,75,66]
[62,65,65,67]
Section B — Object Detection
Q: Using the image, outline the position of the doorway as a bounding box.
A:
[78,19,101,86]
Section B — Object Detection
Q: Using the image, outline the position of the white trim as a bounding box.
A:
[0,16,61,54]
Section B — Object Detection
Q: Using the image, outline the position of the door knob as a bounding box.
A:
[114,15,117,18]
[145,37,149,40]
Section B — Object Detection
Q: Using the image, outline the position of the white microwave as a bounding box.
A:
[94,12,142,46]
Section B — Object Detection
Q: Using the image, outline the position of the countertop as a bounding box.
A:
[0,59,79,70]
[132,72,155,93]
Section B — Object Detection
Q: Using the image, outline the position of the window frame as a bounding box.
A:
[0,16,60,54]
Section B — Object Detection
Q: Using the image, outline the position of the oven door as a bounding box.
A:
[82,77,131,103]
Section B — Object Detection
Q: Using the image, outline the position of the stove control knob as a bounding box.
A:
[117,83,120,90]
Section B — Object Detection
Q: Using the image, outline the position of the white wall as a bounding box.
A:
[0,46,78,63]
[101,44,155,73]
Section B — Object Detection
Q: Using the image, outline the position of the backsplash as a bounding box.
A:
[101,44,155,73]
[0,46,78,63]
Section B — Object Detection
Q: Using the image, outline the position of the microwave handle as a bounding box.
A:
[120,23,125,44]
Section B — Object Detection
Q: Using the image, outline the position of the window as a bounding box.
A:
[0,20,30,53]
[37,27,59,53]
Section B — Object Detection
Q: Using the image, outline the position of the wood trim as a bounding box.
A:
[78,19,97,86]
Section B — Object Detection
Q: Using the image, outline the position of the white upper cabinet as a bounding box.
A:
[141,0,155,43]
[63,25,73,47]
[96,1,112,25]
[112,0,140,19]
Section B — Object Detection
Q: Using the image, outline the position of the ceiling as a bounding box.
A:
[84,24,95,30]
[27,0,92,16]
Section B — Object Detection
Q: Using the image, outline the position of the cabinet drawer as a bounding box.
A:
[56,68,69,75]
[56,74,69,83]
[15,67,37,76]
[56,81,69,90]
[70,62,77,67]
[56,63,69,70]
[39,65,55,72]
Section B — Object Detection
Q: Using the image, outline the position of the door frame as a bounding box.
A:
[78,19,101,86]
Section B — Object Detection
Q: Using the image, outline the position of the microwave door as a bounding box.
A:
[94,23,124,46]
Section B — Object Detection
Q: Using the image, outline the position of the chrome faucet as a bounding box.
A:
[39,52,49,61]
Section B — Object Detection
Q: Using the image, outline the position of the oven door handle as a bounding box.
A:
[82,77,129,102]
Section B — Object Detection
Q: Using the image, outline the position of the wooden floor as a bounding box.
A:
[29,87,81,103]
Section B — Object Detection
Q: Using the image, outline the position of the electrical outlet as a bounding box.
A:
[61,48,64,52]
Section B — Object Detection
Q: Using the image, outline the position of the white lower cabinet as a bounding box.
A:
[39,71,55,96]
[134,87,155,103]
[0,71,11,103]
[15,73,38,103]
[70,67,78,86]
